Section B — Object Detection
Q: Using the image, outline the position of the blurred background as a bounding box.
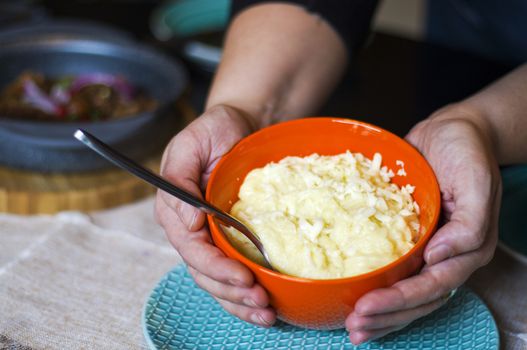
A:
[0,0,514,214]
[0,0,430,176]
[2,0,510,129]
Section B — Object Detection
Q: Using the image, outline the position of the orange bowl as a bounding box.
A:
[205,117,441,330]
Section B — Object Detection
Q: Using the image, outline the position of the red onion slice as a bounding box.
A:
[22,79,62,116]
[50,84,70,104]
[70,73,135,100]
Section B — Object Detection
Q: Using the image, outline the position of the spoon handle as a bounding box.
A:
[74,129,248,234]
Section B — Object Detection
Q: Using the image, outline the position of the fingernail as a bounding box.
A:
[355,302,377,316]
[345,314,357,332]
[243,297,258,307]
[349,331,368,345]
[250,313,271,326]
[426,244,453,264]
[186,209,198,231]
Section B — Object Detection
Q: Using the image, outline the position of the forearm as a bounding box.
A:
[206,3,348,129]
[453,64,527,164]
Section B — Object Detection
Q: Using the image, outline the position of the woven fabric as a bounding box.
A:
[1,195,526,349]
[0,198,181,350]
[143,265,499,350]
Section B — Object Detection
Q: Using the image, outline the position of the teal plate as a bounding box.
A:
[142,265,499,350]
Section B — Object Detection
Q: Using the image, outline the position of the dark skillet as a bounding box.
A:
[0,28,187,172]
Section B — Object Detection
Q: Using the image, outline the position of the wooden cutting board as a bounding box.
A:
[0,101,196,215]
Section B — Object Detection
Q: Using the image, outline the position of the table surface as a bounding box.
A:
[1,2,526,349]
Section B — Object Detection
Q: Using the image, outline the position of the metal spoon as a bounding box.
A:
[74,129,274,270]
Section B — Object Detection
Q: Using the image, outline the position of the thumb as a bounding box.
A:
[160,189,206,232]
[159,131,207,232]
[424,180,497,265]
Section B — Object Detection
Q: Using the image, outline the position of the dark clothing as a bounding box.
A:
[230,0,379,54]
[231,0,526,64]
[426,0,527,64]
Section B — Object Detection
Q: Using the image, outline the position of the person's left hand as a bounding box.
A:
[345,105,502,345]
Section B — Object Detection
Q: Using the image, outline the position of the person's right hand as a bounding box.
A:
[154,104,276,327]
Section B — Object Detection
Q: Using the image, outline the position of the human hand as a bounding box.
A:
[155,105,276,327]
[346,105,502,344]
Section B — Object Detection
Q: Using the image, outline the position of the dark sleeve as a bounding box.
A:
[230,0,379,54]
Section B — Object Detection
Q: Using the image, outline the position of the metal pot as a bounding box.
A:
[0,24,187,172]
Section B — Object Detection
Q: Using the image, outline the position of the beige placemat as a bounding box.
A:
[0,197,181,350]
[1,196,526,349]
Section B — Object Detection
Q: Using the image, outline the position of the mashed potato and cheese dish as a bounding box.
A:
[224,151,420,279]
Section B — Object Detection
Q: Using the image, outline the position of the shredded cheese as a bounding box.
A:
[225,151,420,279]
